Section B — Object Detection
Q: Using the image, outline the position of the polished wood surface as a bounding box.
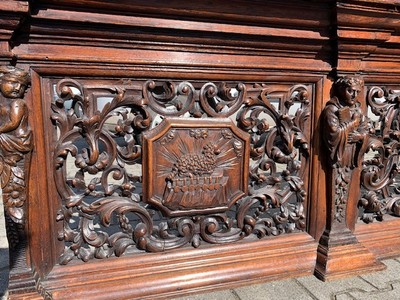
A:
[1,0,400,299]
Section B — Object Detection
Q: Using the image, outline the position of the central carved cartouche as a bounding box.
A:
[144,120,248,213]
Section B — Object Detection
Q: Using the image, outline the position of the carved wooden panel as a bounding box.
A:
[358,86,400,223]
[50,78,312,264]
[143,118,249,216]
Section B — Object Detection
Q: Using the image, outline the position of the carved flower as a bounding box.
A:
[189,129,208,139]
[221,129,233,139]
[3,174,26,222]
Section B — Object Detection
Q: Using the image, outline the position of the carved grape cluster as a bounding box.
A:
[170,143,220,178]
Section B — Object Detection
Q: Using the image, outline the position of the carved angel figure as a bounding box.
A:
[0,66,32,223]
[322,77,371,169]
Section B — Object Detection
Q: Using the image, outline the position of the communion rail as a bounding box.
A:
[1,0,400,299]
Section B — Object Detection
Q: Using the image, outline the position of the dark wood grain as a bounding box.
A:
[1,0,400,299]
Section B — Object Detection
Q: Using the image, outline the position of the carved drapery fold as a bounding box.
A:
[321,77,373,225]
[0,65,32,249]
[51,79,312,264]
[315,77,385,281]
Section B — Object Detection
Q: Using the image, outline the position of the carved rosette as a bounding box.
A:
[51,78,311,264]
[0,65,32,248]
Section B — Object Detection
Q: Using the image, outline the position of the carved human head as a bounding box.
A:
[334,76,363,107]
[0,66,30,99]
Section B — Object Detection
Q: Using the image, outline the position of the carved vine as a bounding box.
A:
[358,87,400,223]
[0,65,32,249]
[52,79,311,264]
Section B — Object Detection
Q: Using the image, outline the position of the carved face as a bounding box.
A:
[341,83,361,106]
[0,77,26,99]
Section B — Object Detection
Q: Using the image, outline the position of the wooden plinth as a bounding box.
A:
[314,229,386,281]
[8,233,317,300]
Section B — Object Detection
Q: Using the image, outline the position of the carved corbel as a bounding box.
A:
[315,76,385,281]
[0,65,32,249]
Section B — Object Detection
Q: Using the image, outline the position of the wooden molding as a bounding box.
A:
[315,240,386,281]
[37,233,317,299]
[356,218,400,260]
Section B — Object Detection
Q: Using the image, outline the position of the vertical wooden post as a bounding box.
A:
[315,77,385,280]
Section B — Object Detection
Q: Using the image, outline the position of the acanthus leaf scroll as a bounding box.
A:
[358,87,400,223]
[52,78,312,264]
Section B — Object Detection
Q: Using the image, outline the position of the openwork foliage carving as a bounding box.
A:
[51,79,312,264]
[359,87,400,223]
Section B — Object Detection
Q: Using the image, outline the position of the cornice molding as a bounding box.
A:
[0,1,29,59]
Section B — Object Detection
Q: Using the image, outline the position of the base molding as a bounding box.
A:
[314,241,386,281]
[7,269,38,300]
[7,243,41,300]
[27,233,317,300]
[356,217,400,260]
[314,227,386,281]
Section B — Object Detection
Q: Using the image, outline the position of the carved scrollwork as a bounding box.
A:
[52,78,312,263]
[358,87,400,223]
[144,80,195,116]
[199,82,246,117]
[0,65,32,248]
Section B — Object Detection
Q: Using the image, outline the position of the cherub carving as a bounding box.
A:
[0,65,32,228]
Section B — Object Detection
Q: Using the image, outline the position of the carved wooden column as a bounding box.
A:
[0,65,32,240]
[0,65,36,295]
[315,77,385,280]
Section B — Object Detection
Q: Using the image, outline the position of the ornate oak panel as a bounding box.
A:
[3,1,400,298]
[143,118,250,216]
[50,79,312,263]
[358,87,400,223]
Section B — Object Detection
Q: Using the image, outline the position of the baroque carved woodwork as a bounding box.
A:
[358,87,400,223]
[51,79,311,263]
[0,65,32,249]
[3,1,400,298]
[315,77,385,280]
[322,77,372,225]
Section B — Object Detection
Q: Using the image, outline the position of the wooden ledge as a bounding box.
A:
[356,217,400,260]
[34,233,317,300]
[314,242,386,281]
